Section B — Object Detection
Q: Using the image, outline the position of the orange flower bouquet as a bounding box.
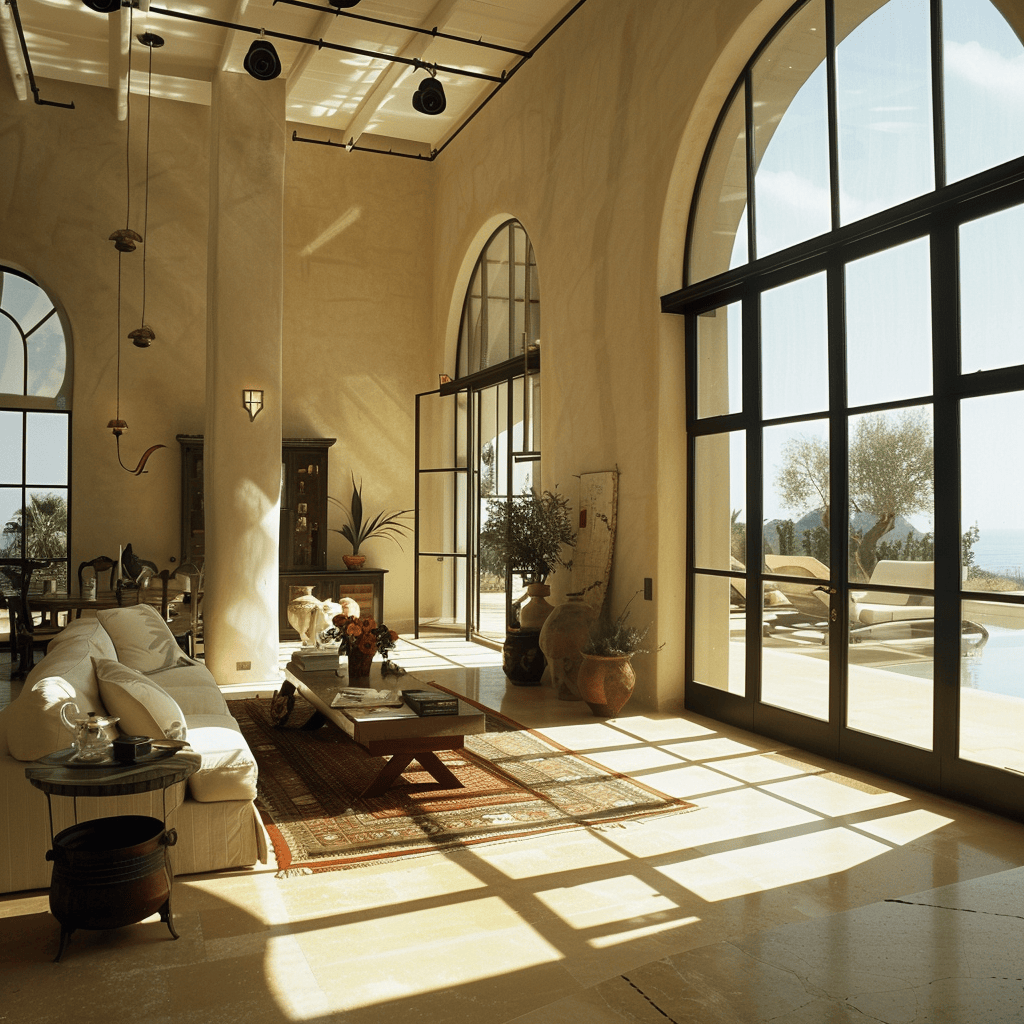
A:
[320,614,398,678]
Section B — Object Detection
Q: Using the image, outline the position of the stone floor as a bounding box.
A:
[1,635,1023,1023]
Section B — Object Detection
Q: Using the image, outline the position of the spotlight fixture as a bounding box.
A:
[243,389,265,422]
[243,37,281,81]
[327,1,362,8]
[82,0,122,12]
[412,76,446,116]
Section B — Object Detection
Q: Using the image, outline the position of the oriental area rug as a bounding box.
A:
[229,696,696,875]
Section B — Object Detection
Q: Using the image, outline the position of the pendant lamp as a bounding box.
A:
[107,16,165,475]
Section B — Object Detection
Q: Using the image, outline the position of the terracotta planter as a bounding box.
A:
[519,583,553,630]
[347,647,375,679]
[576,653,636,717]
[502,628,545,685]
[539,594,596,701]
[342,555,366,570]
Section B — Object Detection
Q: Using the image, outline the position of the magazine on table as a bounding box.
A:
[329,688,405,709]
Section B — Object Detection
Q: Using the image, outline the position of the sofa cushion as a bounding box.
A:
[7,627,114,761]
[153,662,230,718]
[95,659,188,741]
[5,675,81,761]
[96,604,197,674]
[182,716,258,802]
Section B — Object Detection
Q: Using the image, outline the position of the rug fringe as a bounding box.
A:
[276,866,314,878]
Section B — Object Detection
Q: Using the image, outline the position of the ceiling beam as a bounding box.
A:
[285,11,337,99]
[109,5,131,120]
[218,0,253,73]
[325,0,461,146]
[0,1,28,102]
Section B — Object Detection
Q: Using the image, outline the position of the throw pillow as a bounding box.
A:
[94,659,188,741]
[96,603,197,675]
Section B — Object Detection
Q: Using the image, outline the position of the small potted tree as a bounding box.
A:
[478,488,575,683]
[577,593,663,716]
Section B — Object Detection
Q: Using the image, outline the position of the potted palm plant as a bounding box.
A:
[328,475,412,569]
[478,488,575,682]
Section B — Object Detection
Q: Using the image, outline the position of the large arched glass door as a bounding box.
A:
[663,0,1024,819]
[414,221,541,640]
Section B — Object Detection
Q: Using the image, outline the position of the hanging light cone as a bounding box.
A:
[107,419,128,437]
[129,325,155,348]
[109,228,143,252]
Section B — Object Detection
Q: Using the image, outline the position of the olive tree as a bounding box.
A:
[777,409,934,580]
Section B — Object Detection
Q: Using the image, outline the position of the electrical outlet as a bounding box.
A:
[644,578,653,601]
[236,661,251,671]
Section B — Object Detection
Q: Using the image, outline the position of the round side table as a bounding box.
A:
[26,750,198,962]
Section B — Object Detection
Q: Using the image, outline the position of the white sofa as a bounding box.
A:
[0,603,267,894]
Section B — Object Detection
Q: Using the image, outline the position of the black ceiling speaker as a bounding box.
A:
[82,0,122,12]
[243,38,281,81]
[412,77,446,116]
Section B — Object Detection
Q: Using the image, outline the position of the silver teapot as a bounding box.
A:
[59,702,119,762]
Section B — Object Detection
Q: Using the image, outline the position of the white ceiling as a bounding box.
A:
[6,0,585,157]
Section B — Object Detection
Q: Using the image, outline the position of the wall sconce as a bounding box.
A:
[243,389,265,422]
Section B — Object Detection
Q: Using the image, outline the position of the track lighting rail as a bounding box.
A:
[148,6,506,83]
[5,0,75,108]
[272,0,531,58]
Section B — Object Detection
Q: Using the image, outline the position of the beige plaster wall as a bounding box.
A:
[1,80,209,572]
[1,74,433,634]
[282,141,434,631]
[429,0,794,709]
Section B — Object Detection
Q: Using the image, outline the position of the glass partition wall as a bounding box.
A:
[664,0,1024,819]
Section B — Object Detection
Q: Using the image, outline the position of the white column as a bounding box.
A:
[204,71,284,686]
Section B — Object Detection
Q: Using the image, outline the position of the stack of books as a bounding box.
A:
[403,690,460,717]
[291,648,341,671]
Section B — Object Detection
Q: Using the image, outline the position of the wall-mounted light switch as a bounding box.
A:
[643,578,653,601]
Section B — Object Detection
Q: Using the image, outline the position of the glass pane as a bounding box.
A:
[528,241,540,345]
[484,230,510,368]
[959,204,1024,374]
[752,0,830,258]
[845,237,932,407]
[0,411,22,485]
[693,573,745,694]
[762,579,830,719]
[512,223,526,354]
[962,392,1024,593]
[761,272,828,420]
[26,413,68,486]
[846,585,934,749]
[694,431,745,571]
[0,486,22,557]
[0,272,51,332]
[848,407,934,585]
[0,316,25,396]
[27,313,65,398]
[689,83,748,284]
[943,0,1024,184]
[696,302,742,418]
[23,487,67,559]
[959,597,1024,774]
[764,418,830,569]
[836,0,934,225]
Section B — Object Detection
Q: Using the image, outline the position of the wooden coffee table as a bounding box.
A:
[278,659,487,797]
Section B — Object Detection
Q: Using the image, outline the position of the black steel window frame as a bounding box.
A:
[662,0,1024,820]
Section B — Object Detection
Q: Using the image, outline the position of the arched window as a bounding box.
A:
[414,222,542,641]
[458,221,542,638]
[662,0,1024,816]
[0,266,71,593]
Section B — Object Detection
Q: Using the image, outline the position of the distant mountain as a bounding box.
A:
[763,509,927,555]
